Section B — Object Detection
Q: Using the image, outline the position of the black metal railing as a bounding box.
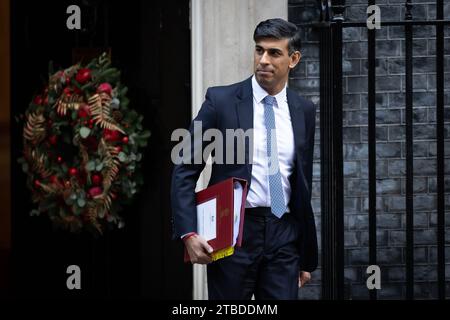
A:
[310,0,449,300]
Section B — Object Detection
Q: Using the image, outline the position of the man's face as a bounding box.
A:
[253,37,301,95]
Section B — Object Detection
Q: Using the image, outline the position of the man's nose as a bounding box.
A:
[259,51,270,65]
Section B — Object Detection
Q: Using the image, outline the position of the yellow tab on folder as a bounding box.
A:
[211,246,234,262]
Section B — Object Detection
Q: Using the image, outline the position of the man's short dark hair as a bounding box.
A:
[253,18,301,55]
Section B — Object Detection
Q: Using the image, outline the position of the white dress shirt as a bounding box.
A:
[245,75,295,211]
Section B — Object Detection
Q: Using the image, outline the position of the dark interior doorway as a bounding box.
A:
[10,0,192,298]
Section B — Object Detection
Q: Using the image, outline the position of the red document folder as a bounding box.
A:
[184,177,248,263]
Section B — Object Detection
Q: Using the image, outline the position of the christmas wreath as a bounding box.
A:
[17,53,150,234]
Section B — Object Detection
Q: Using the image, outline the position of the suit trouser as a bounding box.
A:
[207,207,300,300]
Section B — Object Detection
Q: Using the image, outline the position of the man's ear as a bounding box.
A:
[289,51,301,69]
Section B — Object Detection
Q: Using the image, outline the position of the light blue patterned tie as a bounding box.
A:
[263,95,287,218]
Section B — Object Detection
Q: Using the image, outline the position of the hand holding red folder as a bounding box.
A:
[184,177,248,263]
[184,233,214,264]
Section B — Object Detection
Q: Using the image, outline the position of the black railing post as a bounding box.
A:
[404,0,414,300]
[435,0,446,301]
[320,0,345,300]
[319,11,333,301]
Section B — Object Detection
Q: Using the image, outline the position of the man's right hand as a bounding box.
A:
[184,234,214,264]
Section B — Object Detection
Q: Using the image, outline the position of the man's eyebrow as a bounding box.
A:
[268,48,283,53]
[255,45,284,53]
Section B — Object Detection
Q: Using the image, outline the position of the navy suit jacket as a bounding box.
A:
[171,76,318,272]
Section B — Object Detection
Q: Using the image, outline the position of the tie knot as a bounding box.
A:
[263,95,276,106]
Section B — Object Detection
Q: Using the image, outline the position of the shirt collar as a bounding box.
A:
[251,74,287,106]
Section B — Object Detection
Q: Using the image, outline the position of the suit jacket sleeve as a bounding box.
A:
[170,88,217,240]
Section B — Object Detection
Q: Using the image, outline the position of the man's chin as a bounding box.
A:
[255,74,273,87]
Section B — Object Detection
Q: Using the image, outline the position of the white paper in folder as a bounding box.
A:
[196,198,216,241]
[232,182,243,246]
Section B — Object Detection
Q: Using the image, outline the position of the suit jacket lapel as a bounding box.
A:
[287,88,306,159]
[235,77,254,179]
[236,77,253,132]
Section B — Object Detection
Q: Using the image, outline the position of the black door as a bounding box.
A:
[10,0,192,298]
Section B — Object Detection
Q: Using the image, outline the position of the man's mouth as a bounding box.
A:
[257,70,273,75]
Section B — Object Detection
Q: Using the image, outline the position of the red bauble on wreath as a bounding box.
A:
[18,53,151,234]
[75,68,92,84]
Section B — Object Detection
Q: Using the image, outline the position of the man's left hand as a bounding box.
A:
[298,271,311,288]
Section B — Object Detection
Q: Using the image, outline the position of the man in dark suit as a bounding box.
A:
[171,18,318,300]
